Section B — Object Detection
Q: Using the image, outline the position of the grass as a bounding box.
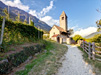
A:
[15,40,68,75]
[78,46,101,75]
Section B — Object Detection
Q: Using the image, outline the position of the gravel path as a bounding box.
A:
[56,45,95,75]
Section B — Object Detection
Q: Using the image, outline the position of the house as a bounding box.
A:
[49,11,71,44]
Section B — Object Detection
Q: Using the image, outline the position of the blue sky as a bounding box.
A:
[1,0,101,36]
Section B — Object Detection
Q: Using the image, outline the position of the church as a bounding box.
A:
[49,11,71,44]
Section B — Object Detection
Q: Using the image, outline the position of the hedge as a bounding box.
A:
[0,44,45,74]
[0,17,43,45]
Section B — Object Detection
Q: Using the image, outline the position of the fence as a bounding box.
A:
[80,41,101,61]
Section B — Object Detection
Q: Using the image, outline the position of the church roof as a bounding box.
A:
[60,11,66,16]
[54,25,66,32]
[52,34,59,37]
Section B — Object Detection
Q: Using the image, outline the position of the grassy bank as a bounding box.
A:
[78,46,101,75]
[16,40,68,75]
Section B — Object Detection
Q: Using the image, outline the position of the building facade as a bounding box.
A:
[49,11,70,44]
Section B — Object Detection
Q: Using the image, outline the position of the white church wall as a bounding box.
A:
[49,26,60,38]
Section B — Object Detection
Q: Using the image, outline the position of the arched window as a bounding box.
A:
[62,17,64,20]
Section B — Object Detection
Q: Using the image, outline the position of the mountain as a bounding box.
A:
[0,1,51,31]
[84,31,101,39]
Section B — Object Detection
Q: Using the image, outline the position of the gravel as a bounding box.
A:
[56,45,95,75]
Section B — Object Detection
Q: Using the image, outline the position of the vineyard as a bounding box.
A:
[0,17,43,50]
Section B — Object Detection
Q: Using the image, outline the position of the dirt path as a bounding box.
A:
[56,45,95,75]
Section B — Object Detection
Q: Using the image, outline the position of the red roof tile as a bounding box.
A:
[54,25,66,32]
[52,34,59,37]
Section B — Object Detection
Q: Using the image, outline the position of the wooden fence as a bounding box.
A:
[80,41,101,61]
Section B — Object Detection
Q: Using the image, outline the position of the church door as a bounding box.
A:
[57,37,60,43]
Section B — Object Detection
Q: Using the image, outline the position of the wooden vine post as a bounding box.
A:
[92,42,95,60]
[83,41,84,51]
[88,42,91,59]
[0,18,5,45]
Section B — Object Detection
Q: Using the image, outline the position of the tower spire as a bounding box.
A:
[59,11,68,31]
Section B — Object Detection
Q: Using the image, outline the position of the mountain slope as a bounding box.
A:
[84,31,101,38]
[0,1,51,31]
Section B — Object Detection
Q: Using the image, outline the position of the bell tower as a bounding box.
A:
[60,11,68,31]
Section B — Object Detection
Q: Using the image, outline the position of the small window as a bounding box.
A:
[62,17,64,20]
[53,32,55,35]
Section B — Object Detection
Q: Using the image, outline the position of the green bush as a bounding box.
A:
[0,44,45,74]
[0,61,11,74]
[92,34,101,43]
[73,35,84,42]
[0,17,43,46]
[43,34,49,39]
[85,34,101,43]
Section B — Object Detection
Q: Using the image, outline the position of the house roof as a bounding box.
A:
[54,25,66,32]
[52,34,59,37]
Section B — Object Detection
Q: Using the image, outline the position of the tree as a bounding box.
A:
[23,19,27,24]
[30,20,34,26]
[3,8,9,20]
[92,34,101,43]
[69,29,74,35]
[73,35,84,42]
[15,11,20,22]
[96,19,101,32]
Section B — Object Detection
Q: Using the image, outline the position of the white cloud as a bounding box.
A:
[40,1,53,17]
[71,27,97,37]
[40,16,59,26]
[29,10,38,17]
[1,0,29,11]
[29,1,53,18]
[29,1,58,26]
[70,25,78,30]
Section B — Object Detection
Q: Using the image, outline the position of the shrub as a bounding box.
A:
[0,17,43,46]
[92,34,101,43]
[0,44,45,74]
[0,61,11,74]
[73,35,84,42]
[85,34,101,43]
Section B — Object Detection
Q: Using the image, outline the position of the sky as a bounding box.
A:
[1,0,101,37]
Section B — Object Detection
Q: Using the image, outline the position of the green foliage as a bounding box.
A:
[30,20,34,26]
[3,8,9,20]
[15,12,20,22]
[43,34,49,39]
[96,19,101,32]
[0,61,11,74]
[97,28,101,32]
[23,19,27,24]
[73,35,84,42]
[0,44,45,74]
[96,19,101,26]
[0,17,43,47]
[15,40,68,75]
[91,34,101,43]
[85,34,101,43]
